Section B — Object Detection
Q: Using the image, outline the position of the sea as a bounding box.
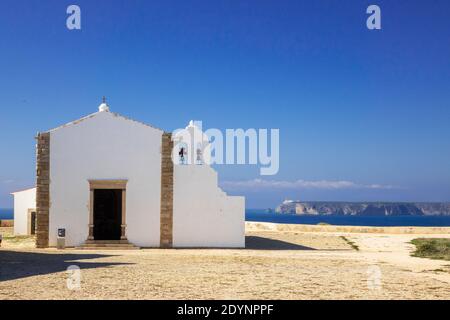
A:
[246,209,450,227]
[2,208,450,227]
[0,208,13,220]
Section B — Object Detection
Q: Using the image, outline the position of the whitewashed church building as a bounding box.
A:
[12,100,245,249]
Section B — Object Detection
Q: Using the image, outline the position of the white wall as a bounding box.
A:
[12,188,36,235]
[49,111,163,247]
[173,165,245,248]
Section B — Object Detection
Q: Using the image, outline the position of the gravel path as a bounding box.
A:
[1,228,449,299]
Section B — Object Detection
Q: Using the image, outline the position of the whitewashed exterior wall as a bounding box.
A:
[12,188,36,235]
[173,165,245,248]
[48,111,163,247]
[172,122,245,248]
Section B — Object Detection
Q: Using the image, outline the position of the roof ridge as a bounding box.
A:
[11,187,36,194]
[44,110,165,133]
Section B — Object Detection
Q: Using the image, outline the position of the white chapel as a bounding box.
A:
[12,100,245,249]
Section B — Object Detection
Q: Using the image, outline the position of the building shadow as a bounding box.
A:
[0,250,132,282]
[245,236,316,250]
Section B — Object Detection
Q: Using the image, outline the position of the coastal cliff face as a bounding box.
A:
[275,201,450,216]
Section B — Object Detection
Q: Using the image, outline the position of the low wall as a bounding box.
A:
[246,222,450,235]
[0,220,14,227]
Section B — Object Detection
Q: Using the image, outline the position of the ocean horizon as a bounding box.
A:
[3,208,450,227]
[0,208,13,220]
[246,209,450,227]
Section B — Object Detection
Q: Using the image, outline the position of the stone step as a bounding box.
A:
[76,240,140,250]
[80,243,136,247]
[85,240,130,244]
[76,246,140,250]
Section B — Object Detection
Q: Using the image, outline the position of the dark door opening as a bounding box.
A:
[93,189,122,240]
[30,211,36,235]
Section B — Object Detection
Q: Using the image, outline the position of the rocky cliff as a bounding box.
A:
[275,200,450,216]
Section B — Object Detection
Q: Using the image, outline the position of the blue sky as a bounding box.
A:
[1,0,450,208]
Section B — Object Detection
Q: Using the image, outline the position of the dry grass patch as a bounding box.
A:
[0,227,35,248]
[411,238,450,261]
[340,236,359,251]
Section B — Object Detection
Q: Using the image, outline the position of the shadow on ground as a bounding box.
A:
[245,236,316,250]
[0,250,132,282]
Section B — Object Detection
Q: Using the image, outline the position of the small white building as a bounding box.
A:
[12,101,245,248]
[11,188,37,235]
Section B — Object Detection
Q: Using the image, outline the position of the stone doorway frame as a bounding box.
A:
[88,180,128,241]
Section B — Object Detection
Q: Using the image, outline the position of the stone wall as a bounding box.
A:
[246,222,450,234]
[160,132,173,248]
[36,132,50,248]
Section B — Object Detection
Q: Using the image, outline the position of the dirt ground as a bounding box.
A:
[1,225,449,300]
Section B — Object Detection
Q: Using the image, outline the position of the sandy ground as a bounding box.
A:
[1,225,449,300]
